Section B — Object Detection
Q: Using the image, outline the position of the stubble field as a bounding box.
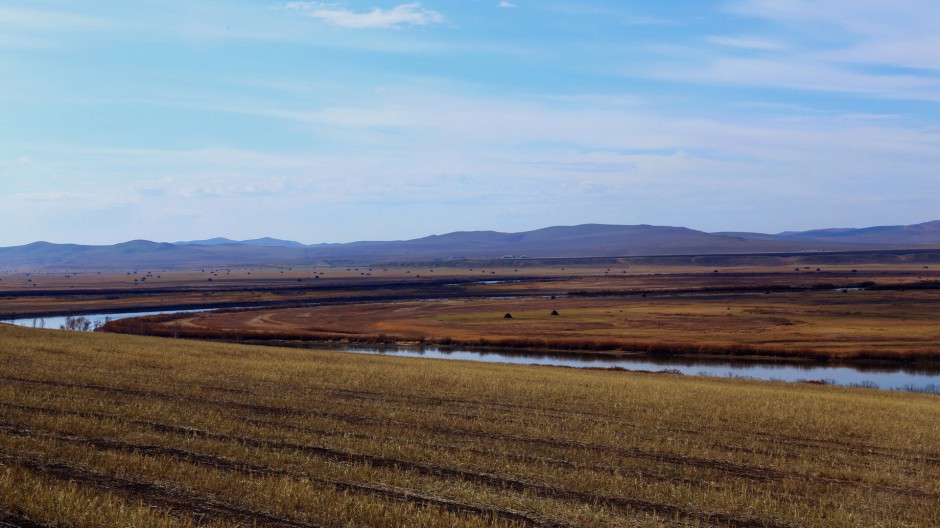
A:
[1,325,939,527]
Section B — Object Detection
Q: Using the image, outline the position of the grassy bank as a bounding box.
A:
[1,325,939,527]
[108,287,940,363]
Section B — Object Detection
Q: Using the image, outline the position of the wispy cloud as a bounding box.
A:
[4,1,940,244]
[0,6,115,49]
[0,6,113,31]
[286,2,445,29]
[544,5,675,26]
[726,0,940,34]
[634,1,940,101]
[649,55,940,101]
[705,35,785,51]
[0,34,57,49]
[724,0,940,71]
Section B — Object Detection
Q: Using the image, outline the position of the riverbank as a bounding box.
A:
[11,307,940,390]
[103,284,940,364]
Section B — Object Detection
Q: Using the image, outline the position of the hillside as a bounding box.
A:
[722,220,940,247]
[175,237,306,248]
[1,221,938,271]
[779,220,940,245]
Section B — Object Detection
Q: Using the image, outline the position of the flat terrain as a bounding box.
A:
[147,288,940,361]
[2,259,937,319]
[6,262,939,362]
[87,262,940,362]
[1,325,939,527]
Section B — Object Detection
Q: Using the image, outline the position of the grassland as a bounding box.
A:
[1,325,939,527]
[120,285,940,362]
[6,262,940,362]
[2,261,936,320]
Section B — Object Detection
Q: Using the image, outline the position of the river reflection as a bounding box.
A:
[4,309,210,331]
[6,310,939,393]
[329,345,940,393]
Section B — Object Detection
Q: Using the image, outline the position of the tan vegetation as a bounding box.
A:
[2,262,936,320]
[123,285,940,362]
[1,325,939,527]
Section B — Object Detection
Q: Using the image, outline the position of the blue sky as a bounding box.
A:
[3,0,940,245]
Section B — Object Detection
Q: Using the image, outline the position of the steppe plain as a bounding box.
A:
[1,258,939,527]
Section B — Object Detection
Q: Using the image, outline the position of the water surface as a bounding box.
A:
[6,308,939,393]
[333,346,940,393]
[5,309,210,331]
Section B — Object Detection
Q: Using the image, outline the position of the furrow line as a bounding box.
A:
[0,512,56,528]
[0,451,321,528]
[749,432,940,465]
[0,401,723,492]
[3,380,932,501]
[0,417,793,528]
[0,423,565,528]
[240,381,940,466]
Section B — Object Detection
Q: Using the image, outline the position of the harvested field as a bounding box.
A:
[1,325,939,527]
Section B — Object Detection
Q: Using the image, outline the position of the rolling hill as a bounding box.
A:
[778,220,940,246]
[175,237,306,248]
[1,221,938,271]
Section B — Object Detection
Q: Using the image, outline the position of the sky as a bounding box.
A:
[3,0,940,246]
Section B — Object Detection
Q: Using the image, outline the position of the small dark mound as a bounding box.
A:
[550,310,559,316]
[503,313,513,319]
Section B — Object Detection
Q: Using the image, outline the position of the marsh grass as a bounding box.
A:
[118,288,940,362]
[1,325,939,527]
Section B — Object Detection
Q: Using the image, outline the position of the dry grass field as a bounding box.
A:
[2,261,936,321]
[1,325,939,527]
[127,286,940,362]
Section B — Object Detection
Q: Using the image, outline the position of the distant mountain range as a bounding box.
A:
[174,237,306,248]
[719,220,940,246]
[2,221,939,271]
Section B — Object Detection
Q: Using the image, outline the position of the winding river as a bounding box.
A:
[6,309,939,393]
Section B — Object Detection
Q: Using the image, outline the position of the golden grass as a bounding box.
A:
[1,325,939,527]
[4,263,935,321]
[131,288,940,361]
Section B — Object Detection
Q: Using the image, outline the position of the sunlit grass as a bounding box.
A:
[1,325,938,527]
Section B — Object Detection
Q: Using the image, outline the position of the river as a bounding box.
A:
[6,309,939,393]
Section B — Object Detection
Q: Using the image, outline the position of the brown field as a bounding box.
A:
[1,325,939,527]
[114,281,940,362]
[2,260,937,319]
[5,261,938,362]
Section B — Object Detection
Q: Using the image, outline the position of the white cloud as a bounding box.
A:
[498,1,518,8]
[647,55,940,101]
[639,1,940,101]
[287,2,445,29]
[9,93,940,244]
[724,0,940,71]
[0,7,112,32]
[544,5,674,25]
[823,35,940,72]
[706,35,784,51]
[0,34,56,49]
[727,0,940,35]
[0,6,115,49]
